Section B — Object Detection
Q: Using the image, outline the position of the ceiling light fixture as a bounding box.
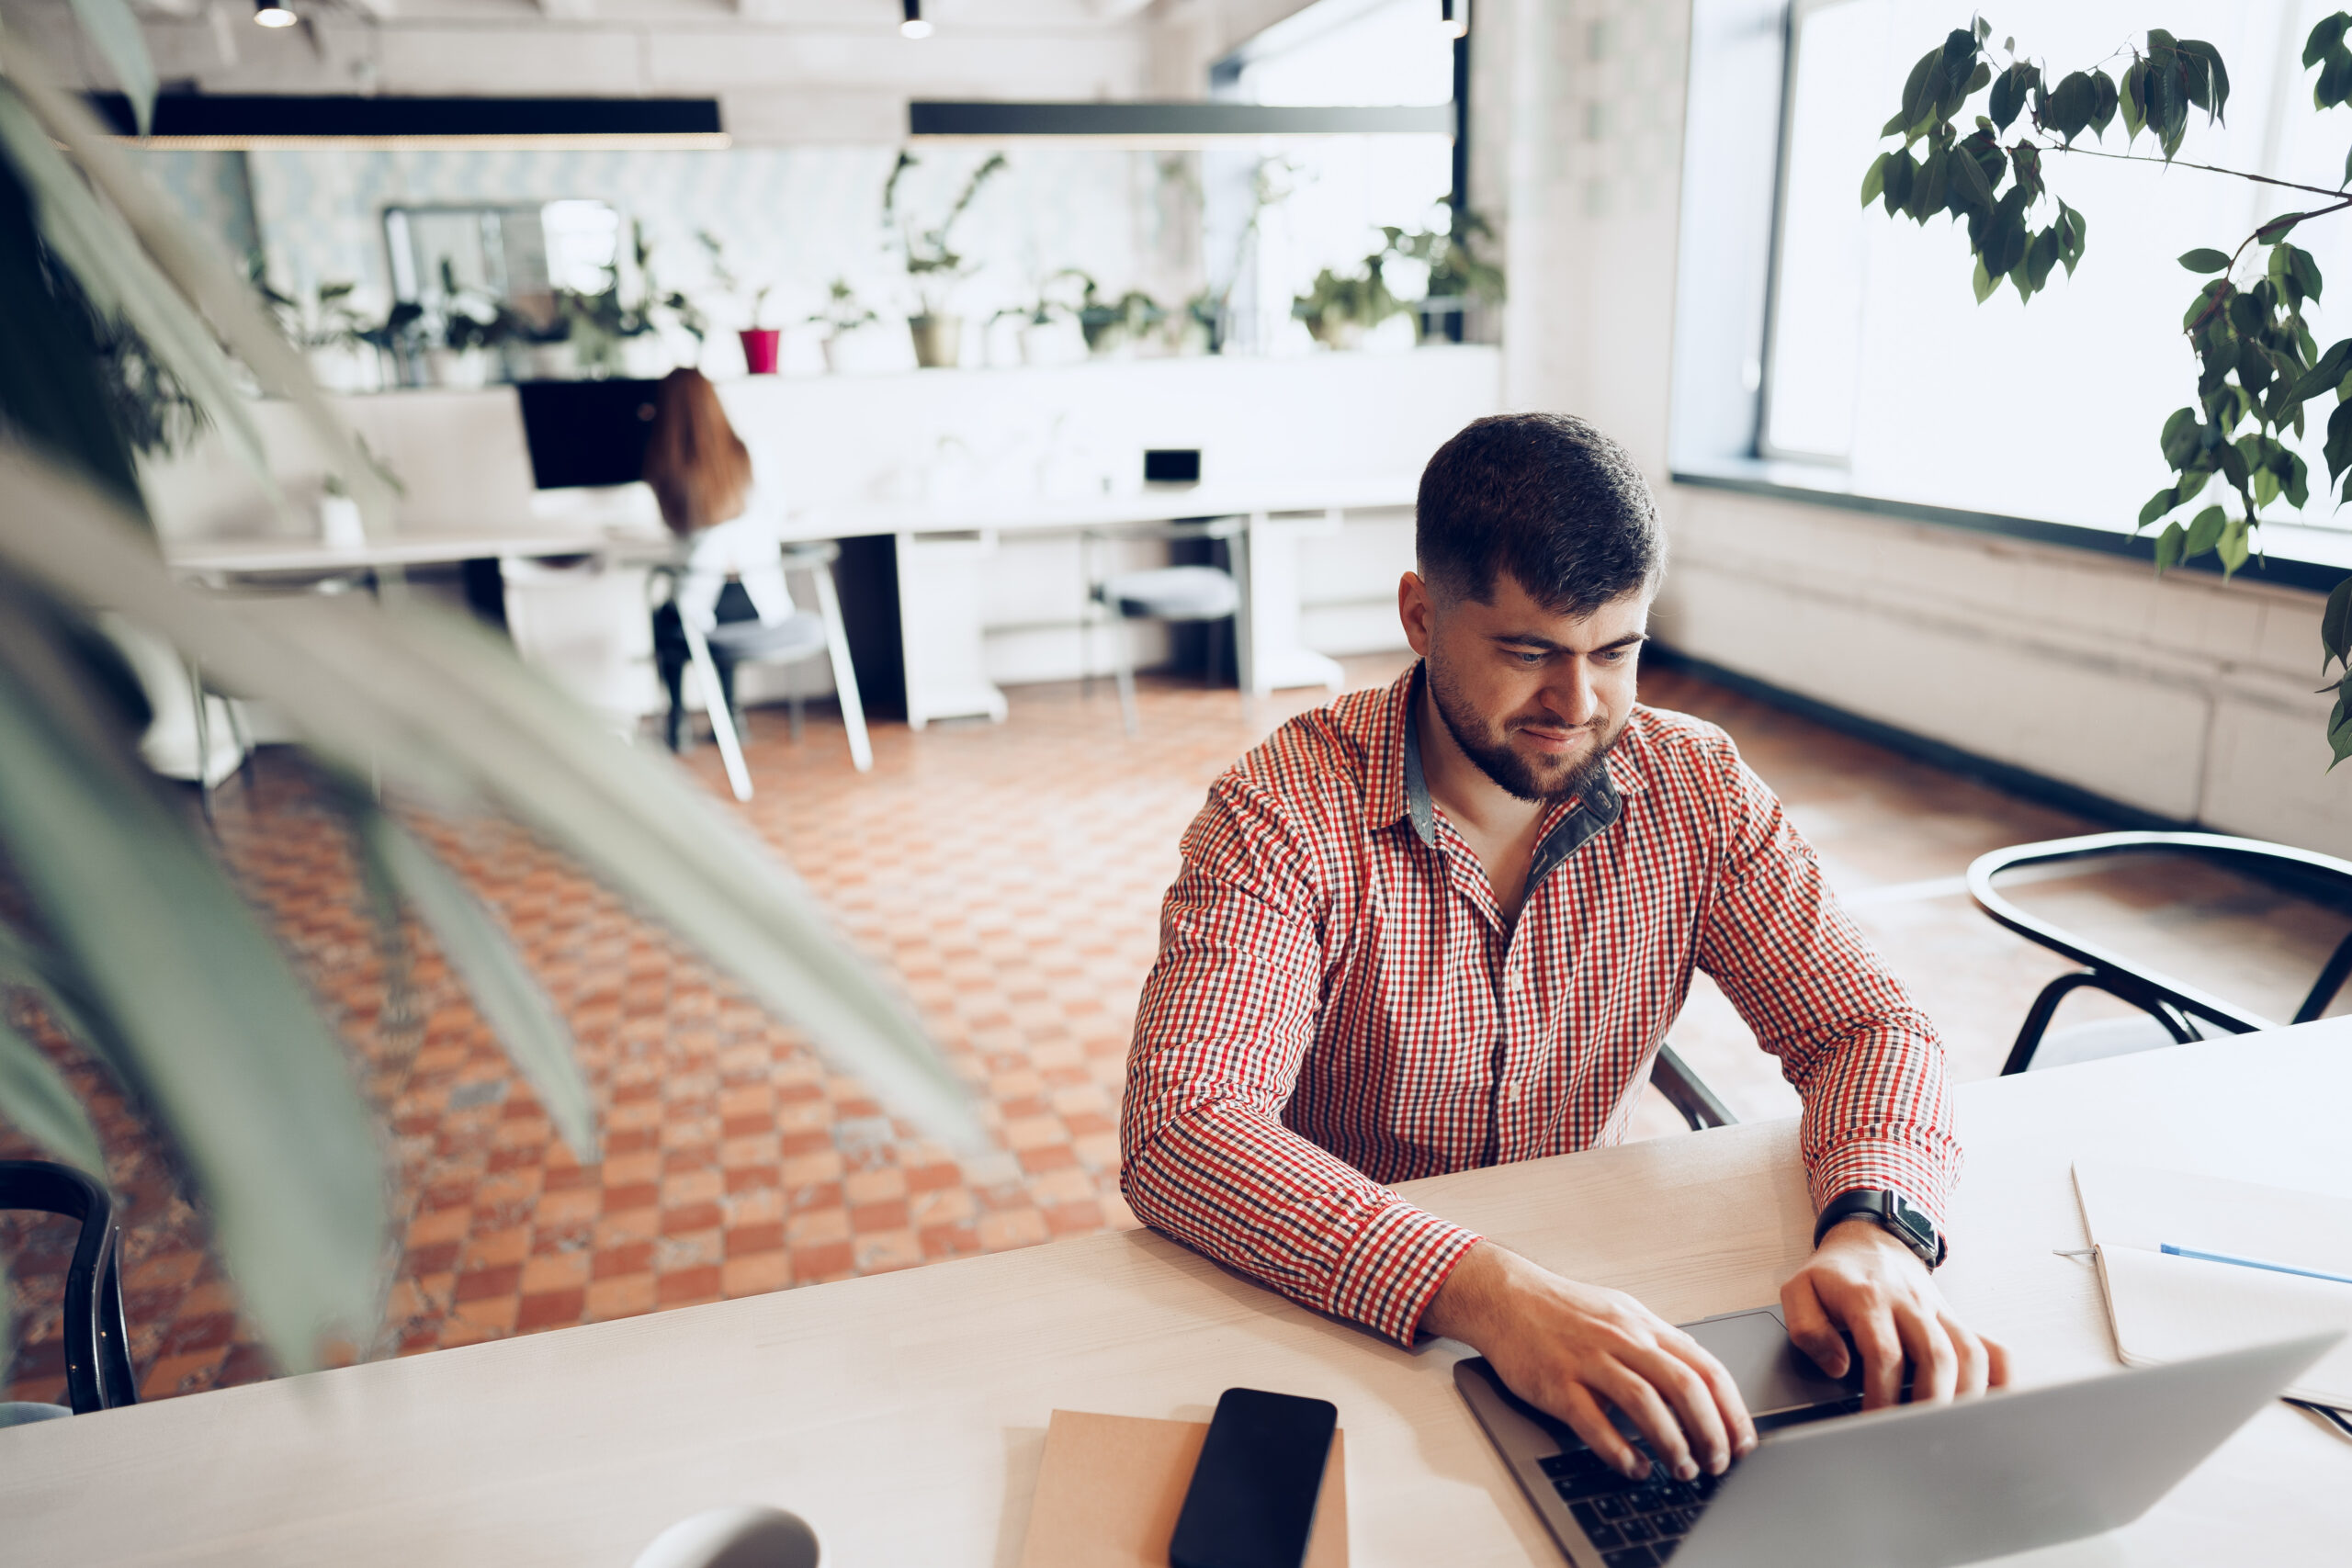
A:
[254,0,298,26]
[900,1,933,39]
[1441,0,1467,39]
[86,93,729,150]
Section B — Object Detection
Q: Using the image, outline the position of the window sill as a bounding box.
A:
[1668,457,2352,596]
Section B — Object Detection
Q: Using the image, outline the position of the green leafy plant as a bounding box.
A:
[882,151,1009,318]
[1292,254,1408,346]
[697,230,777,332]
[1862,16,2352,761]
[806,277,876,340]
[0,10,978,1383]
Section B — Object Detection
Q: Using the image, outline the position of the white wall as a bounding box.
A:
[1479,0,2352,856]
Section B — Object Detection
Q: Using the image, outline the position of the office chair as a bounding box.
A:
[648,538,873,800]
[0,1160,139,1424]
[1650,1043,1737,1131]
[1968,830,2352,1073]
[1081,519,1244,737]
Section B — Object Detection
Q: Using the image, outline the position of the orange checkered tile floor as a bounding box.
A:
[6,652,2347,1405]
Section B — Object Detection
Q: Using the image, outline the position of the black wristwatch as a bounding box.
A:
[1813,1188,1947,1269]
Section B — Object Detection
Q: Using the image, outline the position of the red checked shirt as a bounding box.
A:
[1119,664,1958,1347]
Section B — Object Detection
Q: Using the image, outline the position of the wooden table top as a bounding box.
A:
[6,1022,2347,1566]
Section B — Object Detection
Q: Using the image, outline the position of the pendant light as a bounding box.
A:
[900,1,933,39]
[254,0,297,26]
[1441,0,1467,39]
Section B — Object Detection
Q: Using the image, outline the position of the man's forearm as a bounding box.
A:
[1119,1092,1481,1345]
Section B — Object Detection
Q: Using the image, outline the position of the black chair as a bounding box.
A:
[1968,830,2352,1075]
[1650,1043,1737,1131]
[0,1160,139,1422]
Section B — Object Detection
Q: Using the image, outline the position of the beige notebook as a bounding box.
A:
[1016,1410,1348,1568]
[2072,1161,2352,1408]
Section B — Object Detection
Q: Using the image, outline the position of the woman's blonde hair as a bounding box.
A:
[641,367,752,536]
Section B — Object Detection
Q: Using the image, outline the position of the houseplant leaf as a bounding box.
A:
[0,448,980,1156]
[344,798,599,1162]
[0,1017,106,1177]
[0,575,387,1368]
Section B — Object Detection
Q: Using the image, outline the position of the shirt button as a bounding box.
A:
[1503,968,1522,992]
[1501,1081,1520,1101]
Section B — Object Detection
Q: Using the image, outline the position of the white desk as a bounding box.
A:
[786,479,1416,727]
[6,1023,2346,1565]
[164,528,621,578]
[164,478,1410,729]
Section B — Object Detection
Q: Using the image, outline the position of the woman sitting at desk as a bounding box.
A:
[641,367,865,771]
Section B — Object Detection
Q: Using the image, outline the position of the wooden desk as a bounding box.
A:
[6,1025,2346,1565]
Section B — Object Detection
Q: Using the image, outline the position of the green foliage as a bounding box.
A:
[1868,17,2352,752]
[883,152,1010,314]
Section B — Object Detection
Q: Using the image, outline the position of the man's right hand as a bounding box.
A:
[1420,1241,1758,1482]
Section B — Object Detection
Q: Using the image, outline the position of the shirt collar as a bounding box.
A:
[1384,660,1648,853]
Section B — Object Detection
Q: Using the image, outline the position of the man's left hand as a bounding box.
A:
[1781,1221,2010,1408]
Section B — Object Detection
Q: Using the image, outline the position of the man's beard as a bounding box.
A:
[1425,656,1623,805]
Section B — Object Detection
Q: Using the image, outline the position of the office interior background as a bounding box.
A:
[2,0,2348,1479]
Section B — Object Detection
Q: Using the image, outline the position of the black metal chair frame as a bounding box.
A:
[1650,1043,1736,1131]
[0,1159,139,1413]
[1967,830,2352,1076]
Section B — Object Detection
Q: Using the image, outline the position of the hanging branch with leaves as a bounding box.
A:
[1862,16,2352,762]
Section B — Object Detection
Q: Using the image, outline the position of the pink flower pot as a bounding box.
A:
[739,328,783,375]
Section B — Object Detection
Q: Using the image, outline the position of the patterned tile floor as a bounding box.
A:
[6,652,2347,1405]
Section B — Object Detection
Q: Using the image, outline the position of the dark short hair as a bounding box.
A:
[1415,412,1663,615]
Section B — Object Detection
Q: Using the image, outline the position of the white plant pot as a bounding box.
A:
[622,335,673,378]
[820,335,842,374]
[319,493,367,549]
[523,342,576,381]
[305,343,378,393]
[424,346,490,389]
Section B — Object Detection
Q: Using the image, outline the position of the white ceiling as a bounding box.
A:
[0,0,1335,139]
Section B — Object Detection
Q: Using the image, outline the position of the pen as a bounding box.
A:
[2159,1243,2352,1287]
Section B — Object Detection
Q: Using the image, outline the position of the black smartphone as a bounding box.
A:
[1167,1387,1338,1568]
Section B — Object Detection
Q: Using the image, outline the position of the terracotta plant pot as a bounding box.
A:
[739,328,782,375]
[909,314,963,369]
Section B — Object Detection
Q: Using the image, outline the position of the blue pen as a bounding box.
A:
[2160,1243,2352,1287]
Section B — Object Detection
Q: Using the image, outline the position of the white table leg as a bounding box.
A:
[895,530,1008,729]
[1239,508,1348,697]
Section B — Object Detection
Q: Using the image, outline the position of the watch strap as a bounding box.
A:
[1814,1188,1947,1269]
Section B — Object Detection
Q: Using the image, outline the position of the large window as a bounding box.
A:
[1207,0,1460,353]
[1762,1,2352,540]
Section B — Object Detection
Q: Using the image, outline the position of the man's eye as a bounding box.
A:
[1510,649,1545,665]
[1593,649,1625,665]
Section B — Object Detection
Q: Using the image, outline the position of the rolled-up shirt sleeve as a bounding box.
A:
[1690,736,1962,1231]
[1119,775,1482,1346]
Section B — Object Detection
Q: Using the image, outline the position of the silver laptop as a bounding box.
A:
[1455,1305,2340,1568]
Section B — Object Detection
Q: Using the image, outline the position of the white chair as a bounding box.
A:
[1082,520,1244,737]
[650,538,871,801]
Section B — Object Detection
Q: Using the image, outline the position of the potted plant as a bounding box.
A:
[560,221,696,379]
[1392,209,1507,342]
[0,6,981,1399]
[355,298,427,386]
[990,269,1089,365]
[883,150,1008,368]
[425,258,505,389]
[698,231,783,375]
[253,265,374,391]
[1060,270,1164,358]
[807,277,877,373]
[1291,264,1395,351]
[506,307,574,382]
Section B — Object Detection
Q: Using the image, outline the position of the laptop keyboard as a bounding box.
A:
[1535,1436,1721,1567]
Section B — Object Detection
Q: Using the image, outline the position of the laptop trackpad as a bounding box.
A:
[1680,1305,1861,1419]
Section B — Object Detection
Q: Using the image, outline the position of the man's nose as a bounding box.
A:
[1543,660,1601,727]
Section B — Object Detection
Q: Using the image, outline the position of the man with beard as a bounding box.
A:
[1120,413,2007,1487]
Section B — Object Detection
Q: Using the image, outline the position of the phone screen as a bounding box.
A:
[1168,1387,1338,1568]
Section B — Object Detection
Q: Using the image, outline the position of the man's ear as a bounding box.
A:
[1398,571,1436,657]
